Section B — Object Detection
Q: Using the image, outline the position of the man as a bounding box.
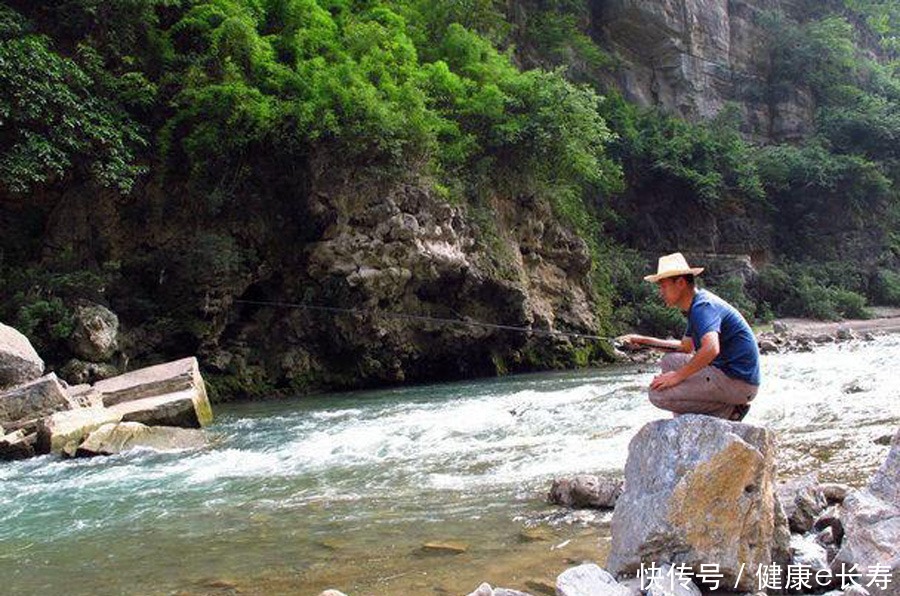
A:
[619,252,760,421]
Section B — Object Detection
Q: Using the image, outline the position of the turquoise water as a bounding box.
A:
[1,336,899,595]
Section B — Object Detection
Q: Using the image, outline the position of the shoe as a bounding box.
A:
[729,404,750,421]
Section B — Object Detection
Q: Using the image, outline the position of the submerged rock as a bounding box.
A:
[420,541,467,555]
[607,415,784,592]
[0,322,44,390]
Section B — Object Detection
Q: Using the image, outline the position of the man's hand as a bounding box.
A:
[650,370,683,391]
[615,334,645,351]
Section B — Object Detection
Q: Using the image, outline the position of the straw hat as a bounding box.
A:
[643,252,704,282]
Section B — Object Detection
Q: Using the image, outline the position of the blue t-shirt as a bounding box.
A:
[685,289,761,386]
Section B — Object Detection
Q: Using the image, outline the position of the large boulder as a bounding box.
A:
[67,303,119,362]
[607,415,783,592]
[0,322,44,389]
[0,373,78,431]
[76,422,208,456]
[32,358,212,458]
[36,406,123,456]
[833,429,900,594]
[93,357,212,427]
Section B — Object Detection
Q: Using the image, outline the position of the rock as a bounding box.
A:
[773,321,790,335]
[0,373,78,431]
[524,578,556,595]
[832,428,900,594]
[36,406,123,456]
[791,534,830,574]
[93,357,209,410]
[836,325,857,341]
[66,384,103,408]
[777,473,828,533]
[816,526,836,547]
[95,357,212,428]
[607,416,780,592]
[0,322,44,389]
[466,584,533,596]
[757,339,779,354]
[773,496,793,567]
[842,380,869,394]
[548,474,623,509]
[821,483,852,504]
[467,583,494,596]
[645,564,702,596]
[556,564,631,596]
[420,541,467,554]
[518,527,553,542]
[60,359,119,385]
[867,428,900,504]
[67,303,119,362]
[0,428,36,460]
[75,422,208,456]
[109,389,211,429]
[814,509,845,546]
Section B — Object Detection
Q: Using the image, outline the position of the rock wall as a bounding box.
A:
[591,0,812,142]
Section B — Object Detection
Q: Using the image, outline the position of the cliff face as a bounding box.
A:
[591,0,813,142]
[38,164,606,396]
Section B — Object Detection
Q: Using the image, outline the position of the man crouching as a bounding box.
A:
[619,252,761,421]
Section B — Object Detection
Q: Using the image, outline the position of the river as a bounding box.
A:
[1,335,898,595]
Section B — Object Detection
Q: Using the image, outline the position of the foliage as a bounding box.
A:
[756,262,871,320]
[755,141,892,258]
[607,248,685,338]
[602,95,765,208]
[871,268,900,305]
[0,6,147,193]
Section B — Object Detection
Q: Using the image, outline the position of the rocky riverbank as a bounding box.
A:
[0,322,213,460]
[314,416,900,596]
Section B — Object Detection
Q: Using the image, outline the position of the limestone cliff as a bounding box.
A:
[38,164,607,397]
[590,0,813,142]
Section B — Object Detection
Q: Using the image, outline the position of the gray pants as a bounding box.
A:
[649,353,759,420]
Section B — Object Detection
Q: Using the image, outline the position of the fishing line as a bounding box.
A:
[233,298,617,343]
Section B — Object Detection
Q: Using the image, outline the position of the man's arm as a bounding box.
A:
[650,331,720,390]
[618,334,692,353]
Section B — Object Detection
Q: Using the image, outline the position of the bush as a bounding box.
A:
[871,268,900,305]
[757,262,871,320]
[0,8,147,194]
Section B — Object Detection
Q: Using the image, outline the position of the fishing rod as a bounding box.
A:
[233,298,620,344]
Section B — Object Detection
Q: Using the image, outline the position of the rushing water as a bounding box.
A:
[2,336,899,595]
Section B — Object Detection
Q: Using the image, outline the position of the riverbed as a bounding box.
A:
[1,335,898,595]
